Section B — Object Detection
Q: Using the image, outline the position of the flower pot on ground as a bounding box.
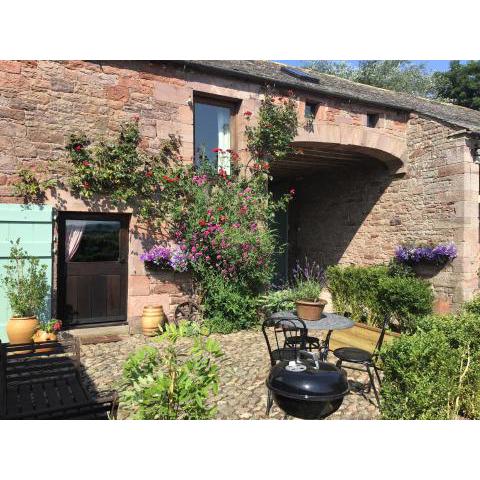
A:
[295,299,327,321]
[142,305,166,336]
[1,239,50,345]
[33,319,62,352]
[6,316,40,346]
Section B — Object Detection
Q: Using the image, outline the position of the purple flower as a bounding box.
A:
[192,175,207,186]
[395,242,457,266]
[140,245,189,272]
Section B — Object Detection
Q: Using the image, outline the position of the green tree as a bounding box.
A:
[307,60,436,97]
[434,61,480,110]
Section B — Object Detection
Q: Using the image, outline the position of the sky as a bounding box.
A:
[276,60,458,73]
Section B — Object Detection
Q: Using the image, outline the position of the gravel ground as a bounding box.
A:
[79,330,380,420]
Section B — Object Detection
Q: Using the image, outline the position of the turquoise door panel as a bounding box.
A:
[0,204,53,342]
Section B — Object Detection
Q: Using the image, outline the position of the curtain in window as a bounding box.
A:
[217,108,231,174]
[65,220,87,261]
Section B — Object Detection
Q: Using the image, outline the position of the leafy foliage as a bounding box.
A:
[381,313,480,419]
[1,239,49,317]
[201,273,260,333]
[245,90,299,165]
[120,322,223,420]
[326,264,433,330]
[307,60,436,97]
[326,265,389,326]
[462,294,480,316]
[434,61,480,110]
[377,275,434,333]
[13,169,56,201]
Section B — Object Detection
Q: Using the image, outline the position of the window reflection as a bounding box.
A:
[66,220,120,262]
[194,101,231,172]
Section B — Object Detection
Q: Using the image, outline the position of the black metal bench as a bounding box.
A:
[0,337,118,420]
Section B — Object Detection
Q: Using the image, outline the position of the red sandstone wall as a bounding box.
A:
[1,60,475,319]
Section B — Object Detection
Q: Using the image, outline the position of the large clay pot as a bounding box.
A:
[6,316,39,345]
[295,299,327,321]
[142,305,165,337]
[33,330,57,353]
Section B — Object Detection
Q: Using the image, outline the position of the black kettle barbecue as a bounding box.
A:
[266,359,349,419]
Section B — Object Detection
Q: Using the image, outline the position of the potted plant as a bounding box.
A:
[33,319,62,351]
[293,280,328,321]
[140,245,188,272]
[1,239,50,345]
[394,242,457,278]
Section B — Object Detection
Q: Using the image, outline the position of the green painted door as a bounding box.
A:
[0,204,53,342]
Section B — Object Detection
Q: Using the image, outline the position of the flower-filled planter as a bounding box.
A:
[395,242,457,278]
[140,245,188,273]
[33,319,62,352]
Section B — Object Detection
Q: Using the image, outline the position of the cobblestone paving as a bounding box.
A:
[79,330,380,420]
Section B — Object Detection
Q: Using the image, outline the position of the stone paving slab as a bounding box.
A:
[79,330,380,420]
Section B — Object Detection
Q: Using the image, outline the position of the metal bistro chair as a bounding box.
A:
[269,312,321,353]
[332,315,389,407]
[262,317,319,416]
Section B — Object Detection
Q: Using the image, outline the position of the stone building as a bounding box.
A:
[0,60,479,337]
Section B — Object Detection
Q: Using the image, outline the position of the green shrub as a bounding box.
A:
[381,313,480,419]
[201,274,259,333]
[377,276,434,332]
[258,288,296,314]
[1,239,50,317]
[326,264,433,331]
[120,322,223,420]
[462,294,480,316]
[326,265,389,327]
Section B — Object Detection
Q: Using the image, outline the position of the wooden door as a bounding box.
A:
[58,213,129,326]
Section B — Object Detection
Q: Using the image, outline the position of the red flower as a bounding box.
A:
[289,188,296,196]
[263,162,270,170]
[218,168,227,178]
[145,171,153,177]
[198,219,207,227]
[82,160,91,167]
[53,320,62,332]
[83,181,90,189]
[217,207,223,212]
[243,110,253,117]
[74,145,82,152]
[212,148,223,153]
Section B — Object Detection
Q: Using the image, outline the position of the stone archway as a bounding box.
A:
[270,126,407,281]
[292,122,407,173]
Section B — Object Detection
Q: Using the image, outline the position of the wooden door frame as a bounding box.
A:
[56,211,130,329]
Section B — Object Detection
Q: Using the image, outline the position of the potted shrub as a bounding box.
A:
[294,280,327,321]
[1,239,50,345]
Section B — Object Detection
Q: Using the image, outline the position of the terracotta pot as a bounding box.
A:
[142,305,165,337]
[295,299,327,321]
[6,316,39,347]
[33,330,57,353]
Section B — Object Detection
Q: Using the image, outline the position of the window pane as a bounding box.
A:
[66,220,120,262]
[194,102,231,168]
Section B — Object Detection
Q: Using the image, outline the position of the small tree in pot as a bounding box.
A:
[1,239,49,344]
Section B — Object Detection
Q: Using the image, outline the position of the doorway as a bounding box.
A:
[57,212,129,327]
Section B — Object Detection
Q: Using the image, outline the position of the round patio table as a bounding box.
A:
[270,310,354,360]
